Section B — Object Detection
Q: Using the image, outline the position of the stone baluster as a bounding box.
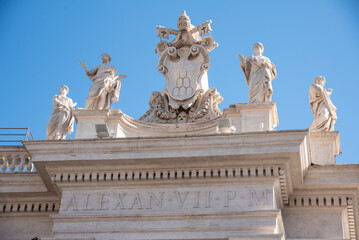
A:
[6,155,13,172]
[9,155,18,172]
[26,157,33,172]
[18,155,26,172]
[0,156,6,172]
[2,155,11,172]
[15,156,22,171]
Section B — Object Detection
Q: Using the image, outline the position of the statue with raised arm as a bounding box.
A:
[309,76,337,132]
[79,53,127,110]
[47,85,77,140]
[238,43,277,103]
[140,10,223,124]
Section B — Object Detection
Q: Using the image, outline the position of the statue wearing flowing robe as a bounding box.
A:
[80,53,126,111]
[309,76,337,132]
[84,65,122,110]
[46,85,76,139]
[239,43,277,103]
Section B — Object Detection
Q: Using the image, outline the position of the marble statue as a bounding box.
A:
[46,85,77,140]
[79,53,127,110]
[140,10,222,124]
[309,76,337,132]
[238,43,277,103]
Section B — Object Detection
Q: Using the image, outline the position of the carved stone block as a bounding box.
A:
[310,131,340,165]
[223,102,278,133]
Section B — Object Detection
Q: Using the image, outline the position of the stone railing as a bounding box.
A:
[0,146,35,173]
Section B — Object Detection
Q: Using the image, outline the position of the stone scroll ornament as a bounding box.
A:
[46,85,77,140]
[309,76,337,132]
[238,43,277,103]
[140,10,223,124]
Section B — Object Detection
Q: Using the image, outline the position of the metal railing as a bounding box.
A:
[0,128,34,145]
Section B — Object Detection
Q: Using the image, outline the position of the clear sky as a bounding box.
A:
[0,0,358,164]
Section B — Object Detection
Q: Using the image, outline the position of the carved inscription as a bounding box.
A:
[61,187,273,213]
[249,189,269,207]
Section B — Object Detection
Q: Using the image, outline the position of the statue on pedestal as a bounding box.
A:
[46,85,77,140]
[238,43,277,103]
[309,76,337,132]
[79,53,127,110]
[140,10,223,124]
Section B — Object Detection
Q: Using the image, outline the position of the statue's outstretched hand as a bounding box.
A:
[79,61,87,68]
[238,54,245,63]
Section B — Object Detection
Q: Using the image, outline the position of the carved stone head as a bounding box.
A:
[253,42,264,55]
[177,111,188,123]
[101,53,111,64]
[177,10,191,31]
[314,76,326,87]
[59,85,69,95]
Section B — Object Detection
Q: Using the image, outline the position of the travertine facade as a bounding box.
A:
[0,10,358,240]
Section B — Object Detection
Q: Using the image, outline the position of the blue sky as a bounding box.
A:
[0,0,358,164]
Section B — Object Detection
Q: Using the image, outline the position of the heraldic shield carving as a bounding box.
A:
[159,45,210,109]
[140,10,223,124]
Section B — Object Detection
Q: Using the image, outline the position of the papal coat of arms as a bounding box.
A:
[140,11,223,124]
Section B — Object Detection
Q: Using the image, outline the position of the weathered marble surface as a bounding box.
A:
[46,85,76,140]
[238,43,277,103]
[79,53,126,110]
[309,76,337,132]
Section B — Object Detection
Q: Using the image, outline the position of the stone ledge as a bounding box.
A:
[0,173,47,193]
[227,234,284,240]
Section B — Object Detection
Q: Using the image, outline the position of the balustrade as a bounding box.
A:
[0,148,35,173]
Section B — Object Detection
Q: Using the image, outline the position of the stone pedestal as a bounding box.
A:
[310,131,340,165]
[73,109,219,139]
[223,102,279,133]
[74,109,129,139]
[74,109,113,139]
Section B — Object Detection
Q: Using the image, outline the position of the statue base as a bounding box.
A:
[73,109,219,139]
[309,131,340,165]
[223,102,279,133]
[73,109,121,139]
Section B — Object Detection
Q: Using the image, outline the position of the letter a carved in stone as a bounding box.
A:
[64,194,78,211]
